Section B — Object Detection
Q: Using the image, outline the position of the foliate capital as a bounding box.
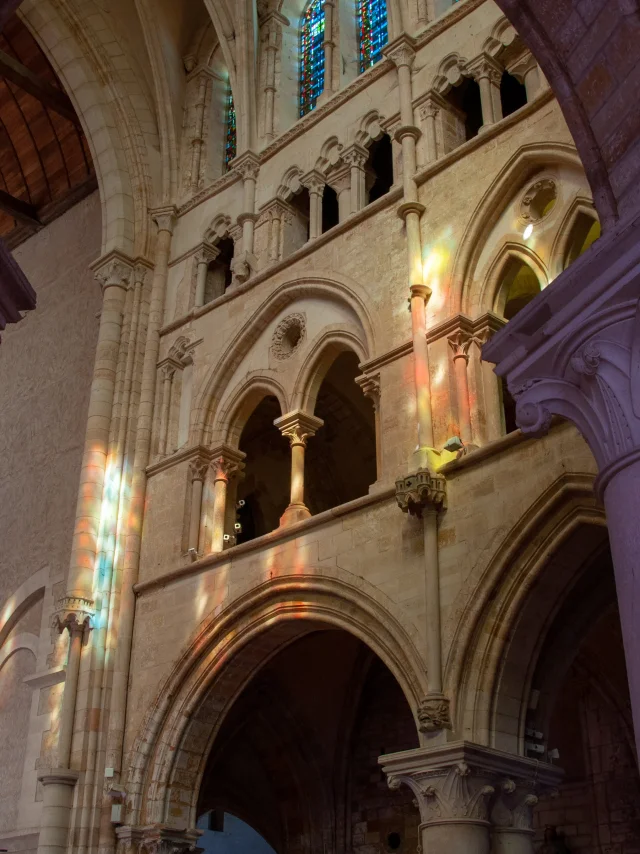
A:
[92,252,134,292]
[384,35,416,70]
[467,53,503,86]
[209,445,246,482]
[151,205,177,234]
[380,742,562,827]
[301,169,326,195]
[194,242,219,266]
[342,143,369,170]
[188,456,209,483]
[53,596,94,634]
[137,825,202,854]
[395,468,446,516]
[274,410,324,447]
[231,151,261,182]
[448,330,472,361]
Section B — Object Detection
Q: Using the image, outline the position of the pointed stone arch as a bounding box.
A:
[445,471,606,749]
[549,196,599,278]
[124,574,429,828]
[292,327,369,412]
[212,373,289,447]
[191,275,376,445]
[483,241,548,318]
[452,142,583,316]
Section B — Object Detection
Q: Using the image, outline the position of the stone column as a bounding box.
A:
[36,770,80,854]
[189,70,209,193]
[275,410,324,526]
[380,743,562,854]
[261,13,285,140]
[327,164,352,222]
[54,614,88,766]
[448,329,473,446]
[209,446,245,553]
[317,0,335,104]
[188,456,209,555]
[342,143,371,214]
[470,315,505,445]
[482,216,640,753]
[194,243,218,308]
[418,92,445,163]
[66,254,132,603]
[385,38,421,196]
[396,468,449,729]
[356,372,382,482]
[302,169,326,239]
[469,54,503,129]
[506,50,540,102]
[157,363,176,456]
[231,151,260,281]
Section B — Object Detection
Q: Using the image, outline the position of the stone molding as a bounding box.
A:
[355,372,381,410]
[115,825,202,854]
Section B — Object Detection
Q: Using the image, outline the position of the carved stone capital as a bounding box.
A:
[380,743,562,828]
[301,168,326,196]
[168,334,200,367]
[505,48,538,84]
[384,35,416,70]
[467,53,503,86]
[92,253,134,292]
[326,164,351,195]
[126,825,202,854]
[274,410,324,447]
[231,151,260,182]
[133,260,153,287]
[53,596,94,634]
[355,372,381,410]
[342,143,369,170]
[417,693,452,732]
[188,456,209,483]
[209,445,245,483]
[416,90,447,122]
[151,206,177,234]
[491,778,542,832]
[395,468,446,516]
[115,825,145,854]
[194,242,219,266]
[448,330,473,362]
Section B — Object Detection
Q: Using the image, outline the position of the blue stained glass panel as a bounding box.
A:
[357,0,388,73]
[224,85,236,171]
[299,0,325,117]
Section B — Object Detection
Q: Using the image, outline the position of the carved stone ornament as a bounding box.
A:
[189,457,209,483]
[275,410,324,447]
[417,694,452,732]
[210,455,240,483]
[271,313,306,360]
[389,761,495,824]
[53,595,95,633]
[231,151,260,182]
[118,825,202,854]
[491,778,540,831]
[94,257,133,292]
[168,334,198,367]
[395,468,446,516]
[520,177,557,223]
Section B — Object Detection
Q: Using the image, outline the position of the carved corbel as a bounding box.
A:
[395,468,446,516]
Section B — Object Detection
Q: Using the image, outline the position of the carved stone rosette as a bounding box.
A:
[395,468,446,517]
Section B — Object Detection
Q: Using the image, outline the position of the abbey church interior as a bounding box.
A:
[1,1,640,853]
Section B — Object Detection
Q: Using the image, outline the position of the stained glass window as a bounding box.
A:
[299,0,325,117]
[224,85,236,170]
[357,0,388,73]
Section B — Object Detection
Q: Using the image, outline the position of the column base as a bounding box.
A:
[36,769,79,854]
[280,503,311,526]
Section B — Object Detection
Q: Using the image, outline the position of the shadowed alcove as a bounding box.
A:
[306,351,377,515]
[196,629,419,854]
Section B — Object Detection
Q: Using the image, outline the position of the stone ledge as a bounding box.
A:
[135,484,397,596]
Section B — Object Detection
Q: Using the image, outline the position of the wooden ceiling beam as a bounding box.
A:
[0,188,40,227]
[0,48,81,126]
